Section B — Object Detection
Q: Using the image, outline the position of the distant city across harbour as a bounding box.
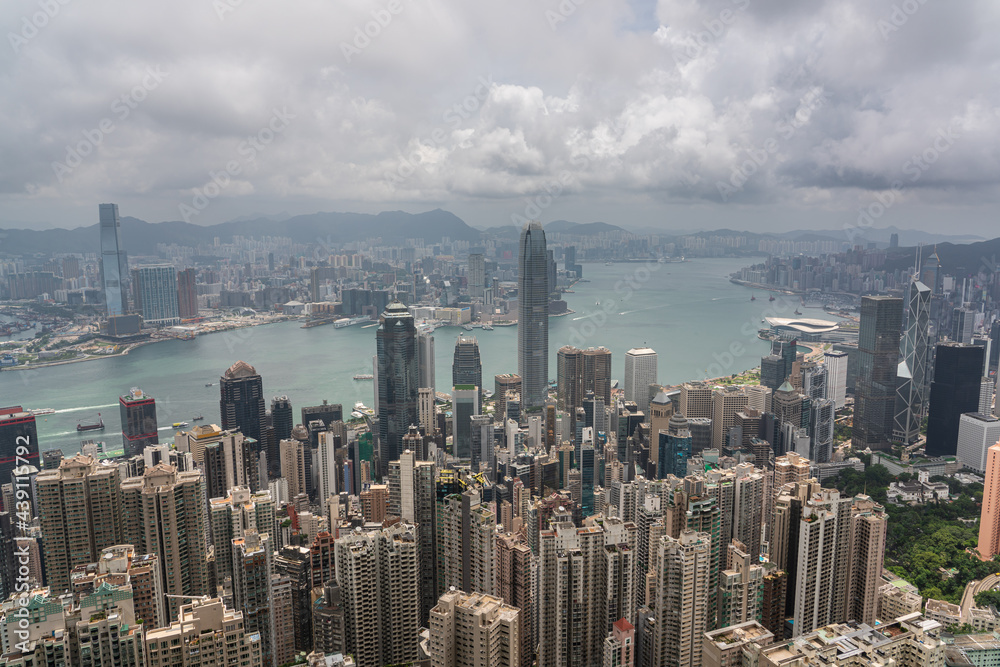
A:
[11,258,845,454]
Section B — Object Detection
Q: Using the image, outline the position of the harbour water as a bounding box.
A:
[2,258,822,454]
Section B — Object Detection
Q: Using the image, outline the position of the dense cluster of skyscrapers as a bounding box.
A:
[2,217,1000,667]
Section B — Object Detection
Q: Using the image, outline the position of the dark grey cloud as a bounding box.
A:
[1,0,998,233]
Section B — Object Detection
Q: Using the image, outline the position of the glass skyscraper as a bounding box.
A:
[854,296,903,450]
[220,360,266,446]
[377,300,418,476]
[518,221,549,411]
[894,279,931,444]
[452,335,483,399]
[99,203,128,317]
[120,387,159,457]
[927,342,986,457]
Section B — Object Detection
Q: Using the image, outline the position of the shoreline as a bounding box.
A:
[0,317,291,373]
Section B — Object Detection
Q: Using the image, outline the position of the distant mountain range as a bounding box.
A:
[0,209,481,256]
[0,208,990,258]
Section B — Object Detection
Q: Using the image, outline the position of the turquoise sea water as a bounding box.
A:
[2,258,824,454]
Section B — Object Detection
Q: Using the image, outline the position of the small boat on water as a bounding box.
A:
[172,421,189,428]
[794,309,802,316]
[768,295,775,302]
[750,294,756,301]
[77,414,104,432]
[353,374,374,381]
[205,382,213,387]
[192,414,204,421]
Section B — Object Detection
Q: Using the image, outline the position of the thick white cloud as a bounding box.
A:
[1,0,998,232]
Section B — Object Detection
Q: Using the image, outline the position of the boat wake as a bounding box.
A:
[618,304,672,316]
[54,403,117,414]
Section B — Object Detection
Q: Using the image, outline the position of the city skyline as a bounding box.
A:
[1,184,999,667]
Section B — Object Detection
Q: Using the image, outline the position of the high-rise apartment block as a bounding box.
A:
[429,590,520,667]
[209,486,275,590]
[979,441,1000,559]
[120,464,210,621]
[649,529,712,667]
[132,265,181,326]
[388,449,438,623]
[36,454,123,593]
[536,517,636,667]
[334,522,420,667]
[496,534,533,667]
[144,598,263,667]
[232,531,276,667]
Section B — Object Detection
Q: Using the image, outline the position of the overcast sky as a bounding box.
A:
[2,0,999,234]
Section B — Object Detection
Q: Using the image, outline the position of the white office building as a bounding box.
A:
[957,413,1000,473]
[624,348,658,404]
[824,351,848,409]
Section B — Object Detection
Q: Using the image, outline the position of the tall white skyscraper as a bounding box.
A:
[824,351,848,409]
[624,348,658,404]
[419,331,436,394]
[980,377,994,415]
[99,203,128,317]
[317,430,339,510]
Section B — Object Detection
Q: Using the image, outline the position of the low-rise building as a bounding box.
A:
[925,599,963,628]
